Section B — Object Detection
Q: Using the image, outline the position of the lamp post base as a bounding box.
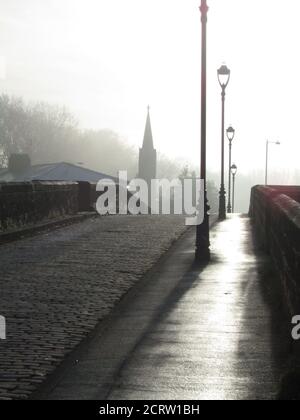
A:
[195,192,210,263]
[195,219,210,262]
[219,186,226,221]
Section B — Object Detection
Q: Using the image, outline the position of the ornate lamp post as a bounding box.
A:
[231,164,237,213]
[195,0,210,262]
[226,126,235,213]
[217,64,231,220]
[265,140,280,185]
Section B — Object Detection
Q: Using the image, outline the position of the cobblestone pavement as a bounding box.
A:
[0,215,187,400]
[36,215,289,401]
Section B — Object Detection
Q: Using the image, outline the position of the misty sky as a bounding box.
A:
[0,0,299,181]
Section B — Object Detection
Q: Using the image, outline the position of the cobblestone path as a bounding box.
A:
[0,215,187,399]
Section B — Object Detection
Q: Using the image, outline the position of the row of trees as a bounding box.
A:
[0,93,219,208]
[0,95,139,177]
[0,95,77,167]
[0,94,195,180]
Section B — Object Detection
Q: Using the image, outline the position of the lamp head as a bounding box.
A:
[217,64,231,88]
[231,164,237,176]
[226,126,235,142]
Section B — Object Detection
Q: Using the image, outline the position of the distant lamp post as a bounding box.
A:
[226,126,235,213]
[231,164,237,213]
[195,0,210,262]
[265,140,281,185]
[217,64,231,220]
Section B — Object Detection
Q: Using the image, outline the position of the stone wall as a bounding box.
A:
[0,182,79,232]
[250,185,300,315]
[78,181,132,213]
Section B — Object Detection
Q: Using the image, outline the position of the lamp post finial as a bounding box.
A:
[200,0,209,15]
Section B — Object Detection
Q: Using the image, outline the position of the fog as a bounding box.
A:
[1,0,300,213]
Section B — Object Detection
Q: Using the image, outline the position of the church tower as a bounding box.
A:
[138,107,157,184]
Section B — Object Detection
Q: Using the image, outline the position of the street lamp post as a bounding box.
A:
[226,126,235,213]
[195,0,210,262]
[231,164,237,213]
[217,64,231,220]
[265,140,280,185]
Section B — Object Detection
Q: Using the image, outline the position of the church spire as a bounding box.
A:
[142,106,154,150]
[138,106,157,182]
